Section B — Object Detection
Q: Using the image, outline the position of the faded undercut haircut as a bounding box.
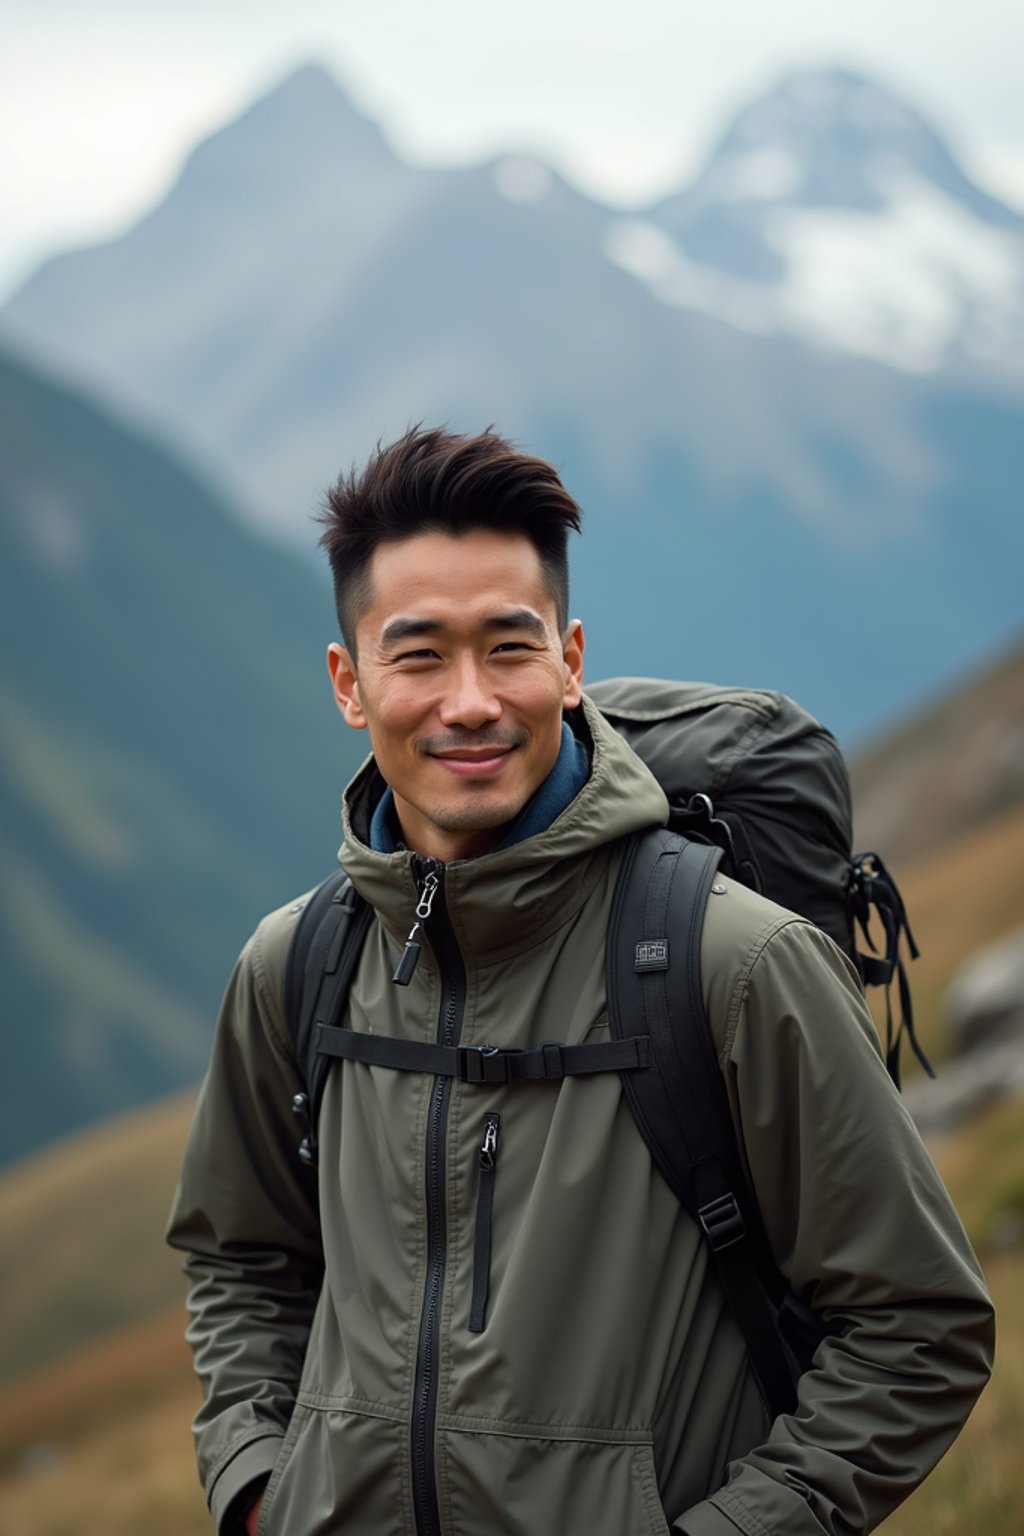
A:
[318,426,582,653]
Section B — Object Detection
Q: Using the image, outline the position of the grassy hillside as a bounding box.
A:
[0,1094,194,1386]
[0,345,364,1162]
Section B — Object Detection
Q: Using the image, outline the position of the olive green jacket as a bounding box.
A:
[167,696,994,1536]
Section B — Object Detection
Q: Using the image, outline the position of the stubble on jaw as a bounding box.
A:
[400,767,531,838]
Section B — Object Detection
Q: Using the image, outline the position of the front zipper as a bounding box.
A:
[469,1112,501,1333]
[393,870,439,985]
[406,859,466,1536]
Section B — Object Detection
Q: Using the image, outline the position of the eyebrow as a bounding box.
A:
[379,608,549,649]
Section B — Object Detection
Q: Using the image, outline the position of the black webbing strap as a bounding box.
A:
[607,827,804,1418]
[848,851,931,1088]
[285,870,373,1165]
[315,1027,650,1083]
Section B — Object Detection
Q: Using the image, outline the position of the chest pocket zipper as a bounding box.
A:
[469,1112,501,1332]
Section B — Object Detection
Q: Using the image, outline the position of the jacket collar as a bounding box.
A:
[338,693,668,968]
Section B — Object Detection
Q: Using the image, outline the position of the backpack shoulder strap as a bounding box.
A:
[284,869,373,1166]
[606,826,813,1417]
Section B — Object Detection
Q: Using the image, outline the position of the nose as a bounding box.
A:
[438,654,502,730]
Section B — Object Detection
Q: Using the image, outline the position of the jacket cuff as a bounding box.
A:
[210,1434,284,1533]
[673,1500,746,1536]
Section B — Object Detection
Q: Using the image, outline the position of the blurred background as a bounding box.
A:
[1,3,1022,1531]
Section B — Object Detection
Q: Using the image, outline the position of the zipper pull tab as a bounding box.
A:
[392,929,422,986]
[392,871,440,986]
[479,1112,500,1169]
[470,1112,501,1333]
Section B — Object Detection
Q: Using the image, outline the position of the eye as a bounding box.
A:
[396,648,440,662]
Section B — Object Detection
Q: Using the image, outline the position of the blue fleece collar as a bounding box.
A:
[369,721,590,856]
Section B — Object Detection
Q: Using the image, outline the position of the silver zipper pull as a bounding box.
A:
[393,871,440,986]
[480,1114,500,1168]
[416,872,439,921]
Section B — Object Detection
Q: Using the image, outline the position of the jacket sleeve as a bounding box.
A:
[166,908,324,1532]
[675,918,995,1536]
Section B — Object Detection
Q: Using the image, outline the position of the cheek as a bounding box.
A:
[524,668,570,717]
[367,680,436,740]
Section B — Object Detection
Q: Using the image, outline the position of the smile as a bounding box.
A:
[430,748,516,778]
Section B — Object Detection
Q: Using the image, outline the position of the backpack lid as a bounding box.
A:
[587,678,852,854]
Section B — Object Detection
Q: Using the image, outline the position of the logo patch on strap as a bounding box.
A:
[635,939,669,972]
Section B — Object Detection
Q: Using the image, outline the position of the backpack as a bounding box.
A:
[589,679,926,1085]
[284,679,923,1419]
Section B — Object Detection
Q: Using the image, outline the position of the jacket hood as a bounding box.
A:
[338,693,668,968]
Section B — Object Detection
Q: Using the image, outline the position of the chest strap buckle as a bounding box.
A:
[457,1045,522,1084]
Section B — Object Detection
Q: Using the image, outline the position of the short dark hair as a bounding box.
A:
[318,426,582,650]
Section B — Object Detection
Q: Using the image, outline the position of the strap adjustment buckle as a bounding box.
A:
[540,1042,565,1079]
[457,1044,519,1084]
[698,1191,746,1252]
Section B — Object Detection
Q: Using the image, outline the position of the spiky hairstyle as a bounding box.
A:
[318,425,582,651]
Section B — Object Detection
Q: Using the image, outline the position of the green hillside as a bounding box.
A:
[0,346,364,1162]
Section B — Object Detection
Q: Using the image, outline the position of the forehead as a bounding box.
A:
[359,529,556,638]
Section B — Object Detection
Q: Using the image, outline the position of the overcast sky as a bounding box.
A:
[3,0,1024,301]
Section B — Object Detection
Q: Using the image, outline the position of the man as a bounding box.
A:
[168,426,993,1536]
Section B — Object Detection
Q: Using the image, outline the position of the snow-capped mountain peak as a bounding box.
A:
[605,67,1024,378]
[701,67,1020,224]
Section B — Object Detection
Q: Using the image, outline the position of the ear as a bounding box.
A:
[561,619,585,709]
[326,643,368,730]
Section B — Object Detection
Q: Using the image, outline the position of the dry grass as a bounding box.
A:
[851,638,1024,867]
[0,1308,193,1471]
[0,1381,207,1536]
[865,801,1024,1071]
[878,1253,1023,1536]
[0,1307,206,1535]
[878,1095,1024,1536]
[0,1091,196,1385]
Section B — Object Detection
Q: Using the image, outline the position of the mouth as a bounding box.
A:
[429,745,517,778]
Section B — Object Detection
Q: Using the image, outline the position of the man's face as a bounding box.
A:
[327,528,585,862]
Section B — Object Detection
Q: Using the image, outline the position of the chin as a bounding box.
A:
[435,792,525,835]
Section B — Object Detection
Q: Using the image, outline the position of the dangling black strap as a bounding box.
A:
[315,1027,650,1083]
[848,852,932,1088]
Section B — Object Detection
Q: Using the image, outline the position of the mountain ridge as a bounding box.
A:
[663,67,1024,229]
[1,61,1022,748]
[0,343,364,1163]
